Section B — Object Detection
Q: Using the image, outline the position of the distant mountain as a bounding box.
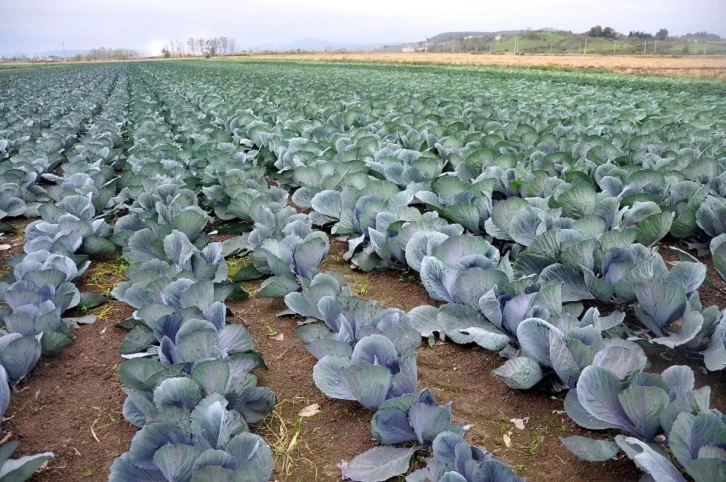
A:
[1,49,88,58]
[393,29,726,55]
[252,37,383,52]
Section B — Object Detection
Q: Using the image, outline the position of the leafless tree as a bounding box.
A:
[228,38,237,54]
[187,37,196,56]
[204,38,220,56]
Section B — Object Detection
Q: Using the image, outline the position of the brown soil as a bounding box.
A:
[0,219,32,269]
[222,53,726,79]
[3,300,136,482]
[2,246,135,482]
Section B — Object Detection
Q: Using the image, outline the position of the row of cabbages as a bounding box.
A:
[107,71,279,482]
[140,62,726,482]
[0,66,112,162]
[0,68,125,479]
[0,66,117,232]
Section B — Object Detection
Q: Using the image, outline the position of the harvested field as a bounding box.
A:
[226,52,726,78]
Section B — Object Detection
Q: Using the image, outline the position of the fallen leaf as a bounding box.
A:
[298,403,321,418]
[0,244,10,251]
[510,417,529,430]
[271,333,284,341]
[503,433,512,448]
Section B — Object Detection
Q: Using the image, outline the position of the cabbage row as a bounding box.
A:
[105,70,281,482]
[0,65,125,479]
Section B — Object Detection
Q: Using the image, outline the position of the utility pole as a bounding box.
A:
[644,40,647,54]
[62,41,66,61]
[613,40,616,54]
[490,43,492,54]
[654,40,657,54]
[425,38,428,53]
[578,40,581,54]
[584,38,587,54]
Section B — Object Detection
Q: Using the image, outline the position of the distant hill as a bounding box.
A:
[391,29,726,55]
[427,31,525,43]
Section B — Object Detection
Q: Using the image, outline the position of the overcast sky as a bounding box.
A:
[1,0,725,56]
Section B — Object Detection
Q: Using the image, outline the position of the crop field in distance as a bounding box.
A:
[227,52,726,79]
[0,59,725,482]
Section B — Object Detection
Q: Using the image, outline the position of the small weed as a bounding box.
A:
[261,400,318,478]
[529,434,544,456]
[354,276,371,296]
[226,256,252,280]
[92,304,113,322]
[266,325,278,336]
[82,467,94,477]
[398,271,418,283]
[516,464,525,472]
[537,415,559,432]
[87,257,129,293]
[240,282,257,296]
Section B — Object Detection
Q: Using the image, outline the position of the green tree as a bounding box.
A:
[656,28,669,40]
[588,25,603,37]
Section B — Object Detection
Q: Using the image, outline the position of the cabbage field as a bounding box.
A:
[0,61,725,482]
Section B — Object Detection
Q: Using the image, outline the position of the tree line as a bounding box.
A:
[587,26,669,40]
[161,37,237,58]
[74,47,142,61]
